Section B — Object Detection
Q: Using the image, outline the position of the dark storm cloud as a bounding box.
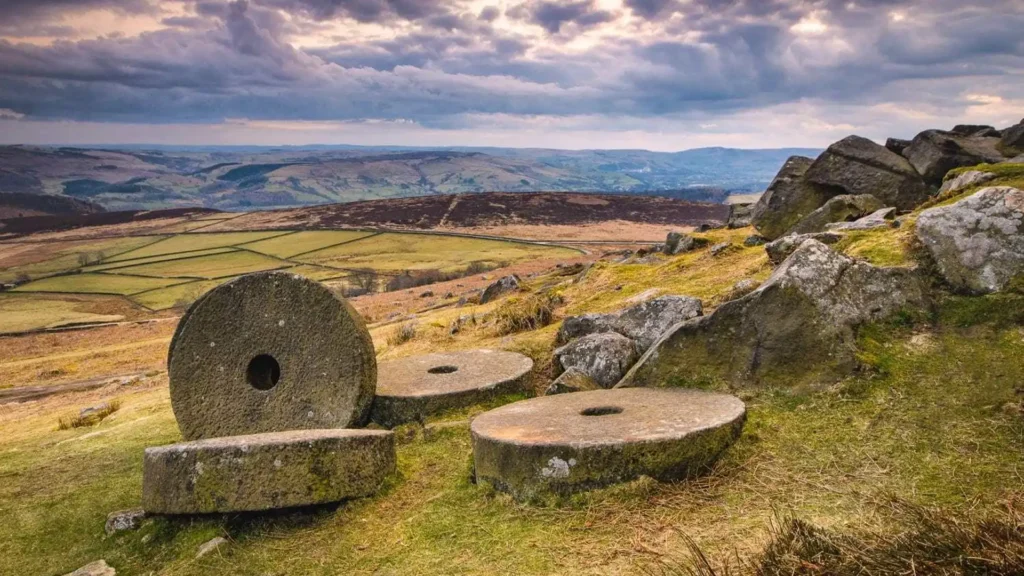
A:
[0,0,1021,127]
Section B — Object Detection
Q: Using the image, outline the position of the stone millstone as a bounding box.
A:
[142,429,395,514]
[371,349,533,428]
[471,388,745,500]
[168,272,376,440]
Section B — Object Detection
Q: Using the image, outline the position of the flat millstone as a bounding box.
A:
[168,271,376,440]
[142,429,395,514]
[371,349,533,427]
[471,388,745,500]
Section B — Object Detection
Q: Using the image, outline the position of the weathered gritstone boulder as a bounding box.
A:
[751,155,823,240]
[727,203,753,229]
[743,234,767,247]
[916,186,1024,294]
[788,194,885,235]
[825,207,897,231]
[1000,120,1024,154]
[885,137,911,155]
[142,429,395,514]
[804,135,930,211]
[904,130,1005,186]
[553,332,638,388]
[370,349,533,427]
[168,272,376,440]
[613,295,703,351]
[1005,154,1024,164]
[938,170,997,195]
[471,388,745,500]
[555,313,620,345]
[620,240,927,388]
[544,367,600,396]
[64,560,115,576]
[480,275,520,303]
[952,124,999,137]
[664,231,707,254]
[764,232,842,265]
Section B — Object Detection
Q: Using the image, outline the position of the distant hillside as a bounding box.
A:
[0,192,104,219]
[0,145,819,213]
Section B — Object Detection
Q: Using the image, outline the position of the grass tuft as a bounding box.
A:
[492,291,562,335]
[387,322,418,346]
[57,399,122,430]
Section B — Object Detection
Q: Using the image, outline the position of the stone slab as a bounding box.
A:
[142,429,395,514]
[371,349,533,427]
[168,272,376,440]
[471,388,745,500]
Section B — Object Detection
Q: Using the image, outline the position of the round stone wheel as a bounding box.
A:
[168,272,376,440]
[471,388,746,500]
[141,429,395,514]
[371,349,533,428]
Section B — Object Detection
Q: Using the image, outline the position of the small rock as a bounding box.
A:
[553,332,638,388]
[544,367,600,395]
[1003,154,1024,164]
[555,313,619,345]
[444,291,454,298]
[64,560,115,576]
[104,508,146,535]
[764,232,843,265]
[419,290,434,298]
[457,297,468,306]
[938,170,998,195]
[697,222,725,232]
[743,234,767,247]
[709,242,733,256]
[479,275,520,304]
[196,536,228,559]
[665,231,697,254]
[825,207,898,231]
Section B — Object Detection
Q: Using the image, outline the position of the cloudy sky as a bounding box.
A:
[0,0,1021,150]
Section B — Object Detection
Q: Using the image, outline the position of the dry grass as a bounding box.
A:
[57,399,122,430]
[387,322,418,346]
[492,290,562,335]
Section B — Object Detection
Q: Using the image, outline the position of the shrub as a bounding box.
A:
[493,291,562,335]
[387,322,417,346]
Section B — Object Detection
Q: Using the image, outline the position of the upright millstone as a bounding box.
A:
[471,388,745,500]
[371,349,533,428]
[167,271,377,440]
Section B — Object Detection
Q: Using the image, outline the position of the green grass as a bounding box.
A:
[81,247,239,272]
[129,279,232,311]
[104,232,288,263]
[112,250,289,279]
[0,236,164,283]
[283,264,350,281]
[0,294,125,333]
[240,230,375,258]
[296,233,581,272]
[12,273,182,295]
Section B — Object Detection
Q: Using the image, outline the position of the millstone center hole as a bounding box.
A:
[580,406,623,417]
[428,365,459,374]
[246,354,281,391]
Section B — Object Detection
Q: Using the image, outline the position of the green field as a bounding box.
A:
[241,230,375,258]
[0,294,125,333]
[104,231,287,262]
[297,233,580,272]
[1,229,579,324]
[113,250,289,279]
[12,273,183,295]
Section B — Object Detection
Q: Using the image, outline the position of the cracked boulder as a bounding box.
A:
[788,194,885,235]
[938,170,997,195]
[903,130,1005,186]
[915,186,1024,294]
[619,240,927,388]
[556,296,704,353]
[553,332,639,388]
[803,135,931,211]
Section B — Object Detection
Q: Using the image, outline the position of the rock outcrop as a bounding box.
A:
[903,130,1005,186]
[619,240,927,388]
[764,232,843,265]
[1000,120,1024,155]
[613,295,703,351]
[480,275,521,303]
[664,231,707,254]
[825,207,897,231]
[951,124,999,137]
[938,170,997,195]
[750,156,823,240]
[885,137,911,155]
[803,136,930,210]
[555,313,620,345]
[727,203,754,229]
[788,194,885,235]
[553,332,638,388]
[916,186,1024,294]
